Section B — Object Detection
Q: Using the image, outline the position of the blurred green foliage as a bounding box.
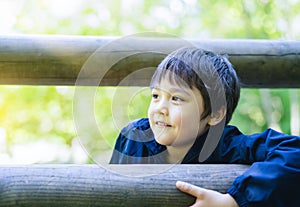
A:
[0,0,299,163]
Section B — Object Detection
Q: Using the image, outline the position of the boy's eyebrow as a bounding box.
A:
[153,87,192,96]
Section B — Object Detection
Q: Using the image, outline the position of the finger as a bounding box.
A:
[176,181,206,198]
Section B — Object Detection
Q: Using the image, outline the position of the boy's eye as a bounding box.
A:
[172,96,184,102]
[152,94,159,99]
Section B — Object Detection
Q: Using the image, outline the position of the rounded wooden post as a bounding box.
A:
[0,35,299,87]
[0,164,249,207]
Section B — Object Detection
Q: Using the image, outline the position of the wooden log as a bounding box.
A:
[0,164,249,207]
[0,35,299,87]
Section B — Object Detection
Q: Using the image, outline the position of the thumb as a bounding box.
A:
[176,181,206,198]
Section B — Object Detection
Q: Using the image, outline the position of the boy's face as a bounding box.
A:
[148,77,210,147]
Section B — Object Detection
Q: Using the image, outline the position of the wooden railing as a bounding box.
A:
[0,164,249,207]
[0,35,299,87]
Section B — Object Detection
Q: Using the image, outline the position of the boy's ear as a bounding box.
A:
[208,107,227,126]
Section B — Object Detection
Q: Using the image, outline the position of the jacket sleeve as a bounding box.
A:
[109,123,147,164]
[109,120,143,164]
[214,126,300,207]
[109,131,127,164]
[109,118,165,164]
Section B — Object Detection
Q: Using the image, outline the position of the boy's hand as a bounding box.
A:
[176,181,239,207]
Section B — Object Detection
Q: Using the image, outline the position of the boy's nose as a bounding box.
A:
[156,100,169,116]
[159,107,168,116]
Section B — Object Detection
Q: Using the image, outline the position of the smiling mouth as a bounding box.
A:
[155,121,172,127]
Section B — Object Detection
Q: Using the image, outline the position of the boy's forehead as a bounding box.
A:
[152,78,194,95]
[154,71,190,87]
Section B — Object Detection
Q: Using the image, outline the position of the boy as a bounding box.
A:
[110,47,300,207]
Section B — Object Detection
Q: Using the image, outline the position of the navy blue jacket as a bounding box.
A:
[110,118,300,207]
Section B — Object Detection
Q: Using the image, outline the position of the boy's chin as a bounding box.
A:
[154,136,187,147]
[154,136,173,146]
[161,138,197,148]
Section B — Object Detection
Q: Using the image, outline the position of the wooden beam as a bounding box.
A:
[0,164,248,207]
[0,35,299,87]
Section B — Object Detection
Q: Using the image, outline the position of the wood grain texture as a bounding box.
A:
[0,35,299,87]
[0,164,249,207]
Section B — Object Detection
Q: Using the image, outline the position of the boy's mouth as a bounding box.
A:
[155,121,172,127]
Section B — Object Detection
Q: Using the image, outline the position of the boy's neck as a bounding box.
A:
[166,144,193,164]
[165,129,210,164]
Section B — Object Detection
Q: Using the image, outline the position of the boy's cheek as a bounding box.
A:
[147,105,153,118]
